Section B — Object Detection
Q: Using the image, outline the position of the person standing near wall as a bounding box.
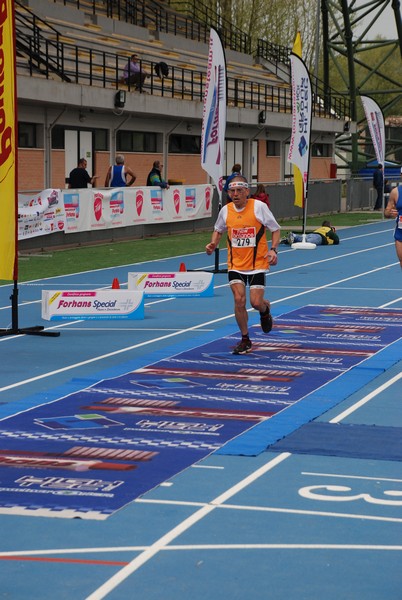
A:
[146,160,169,189]
[105,154,136,188]
[373,164,384,210]
[68,158,98,188]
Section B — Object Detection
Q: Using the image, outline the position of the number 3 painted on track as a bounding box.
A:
[299,485,402,506]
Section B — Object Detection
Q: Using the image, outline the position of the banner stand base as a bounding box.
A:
[201,247,228,274]
[0,326,60,338]
[291,235,316,250]
[0,281,60,338]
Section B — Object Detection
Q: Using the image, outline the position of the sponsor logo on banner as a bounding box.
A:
[128,272,214,297]
[110,191,124,225]
[150,190,163,220]
[93,193,103,222]
[173,188,180,214]
[185,188,196,211]
[205,185,211,211]
[18,189,66,239]
[42,290,145,320]
[64,193,80,226]
[135,189,144,216]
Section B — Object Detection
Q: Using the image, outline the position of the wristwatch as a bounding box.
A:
[271,247,278,254]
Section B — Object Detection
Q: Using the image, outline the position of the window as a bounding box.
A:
[312,143,332,157]
[94,129,108,151]
[52,126,65,149]
[18,122,38,148]
[169,134,201,154]
[266,140,280,156]
[117,131,157,152]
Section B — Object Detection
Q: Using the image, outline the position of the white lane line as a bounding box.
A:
[84,453,290,600]
[29,328,216,332]
[0,313,238,392]
[137,498,402,522]
[330,371,402,424]
[381,296,402,307]
[1,543,401,559]
[192,464,225,469]
[164,543,402,551]
[0,261,399,390]
[217,503,402,523]
[302,472,402,483]
[0,244,398,313]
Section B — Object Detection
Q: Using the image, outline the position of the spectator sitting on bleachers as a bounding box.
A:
[122,54,148,91]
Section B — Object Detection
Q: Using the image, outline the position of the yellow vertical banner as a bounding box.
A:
[0,0,17,281]
[291,32,304,208]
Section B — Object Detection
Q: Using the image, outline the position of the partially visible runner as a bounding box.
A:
[384,183,402,268]
[206,175,281,354]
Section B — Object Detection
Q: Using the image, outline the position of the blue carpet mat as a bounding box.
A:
[267,422,402,462]
[1,304,402,518]
[218,308,402,456]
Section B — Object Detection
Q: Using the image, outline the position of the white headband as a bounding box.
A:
[228,181,249,190]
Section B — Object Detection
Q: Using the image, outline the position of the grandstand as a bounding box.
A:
[15,0,349,194]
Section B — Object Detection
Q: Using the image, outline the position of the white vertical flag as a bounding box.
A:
[288,53,312,208]
[201,28,227,203]
[360,95,385,165]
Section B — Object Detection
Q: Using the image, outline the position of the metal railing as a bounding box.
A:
[256,38,350,119]
[168,1,251,54]
[50,0,251,53]
[15,2,350,118]
[256,39,291,66]
[15,3,69,81]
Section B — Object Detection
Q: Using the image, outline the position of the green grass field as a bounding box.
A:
[2,211,383,284]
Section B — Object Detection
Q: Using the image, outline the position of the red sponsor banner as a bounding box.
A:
[0,0,17,280]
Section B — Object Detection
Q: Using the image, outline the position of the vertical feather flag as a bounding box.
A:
[360,95,385,166]
[288,49,312,212]
[291,32,304,208]
[0,0,18,281]
[201,28,227,205]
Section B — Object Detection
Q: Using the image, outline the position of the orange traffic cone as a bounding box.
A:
[112,277,120,289]
[179,262,186,272]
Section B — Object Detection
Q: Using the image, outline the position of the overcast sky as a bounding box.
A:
[355,0,398,38]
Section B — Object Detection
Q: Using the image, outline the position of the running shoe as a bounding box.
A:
[260,307,273,333]
[287,232,295,245]
[232,338,252,355]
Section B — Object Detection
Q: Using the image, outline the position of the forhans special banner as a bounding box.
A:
[0,0,17,281]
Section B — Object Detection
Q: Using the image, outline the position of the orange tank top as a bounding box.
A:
[226,199,269,271]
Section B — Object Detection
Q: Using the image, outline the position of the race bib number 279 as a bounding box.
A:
[232,227,256,247]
